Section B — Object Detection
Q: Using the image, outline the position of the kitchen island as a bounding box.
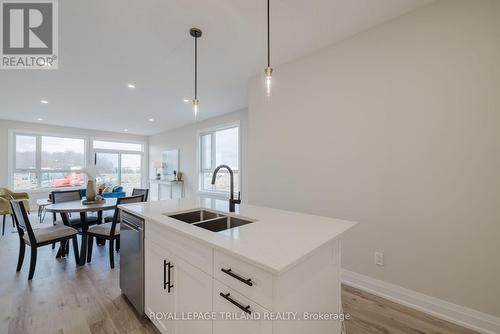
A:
[119,197,356,334]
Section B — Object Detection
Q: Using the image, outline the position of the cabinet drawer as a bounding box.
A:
[213,280,272,334]
[147,221,212,276]
[214,250,273,310]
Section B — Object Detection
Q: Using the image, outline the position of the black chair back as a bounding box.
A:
[10,200,36,244]
[132,188,149,201]
[52,189,82,203]
[109,194,145,236]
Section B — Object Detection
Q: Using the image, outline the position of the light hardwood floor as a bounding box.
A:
[0,215,478,334]
[342,285,478,334]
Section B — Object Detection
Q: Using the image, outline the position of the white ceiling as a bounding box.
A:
[0,0,432,135]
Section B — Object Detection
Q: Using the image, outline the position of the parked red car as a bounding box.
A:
[51,174,84,187]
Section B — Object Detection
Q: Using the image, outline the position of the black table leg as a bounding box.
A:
[38,206,42,224]
[79,212,88,266]
[56,212,72,258]
[96,211,105,246]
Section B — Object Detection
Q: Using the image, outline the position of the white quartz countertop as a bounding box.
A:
[119,197,357,275]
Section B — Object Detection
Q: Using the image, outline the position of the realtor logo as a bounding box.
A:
[1,0,58,69]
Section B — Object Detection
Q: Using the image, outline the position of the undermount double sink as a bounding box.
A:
[165,209,256,232]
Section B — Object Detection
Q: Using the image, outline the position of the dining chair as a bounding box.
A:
[10,200,79,280]
[0,196,13,236]
[86,194,144,268]
[1,188,30,235]
[104,188,148,223]
[51,189,100,226]
[51,189,99,250]
[132,188,149,201]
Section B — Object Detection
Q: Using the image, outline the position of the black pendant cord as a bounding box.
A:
[267,0,270,68]
[194,35,198,100]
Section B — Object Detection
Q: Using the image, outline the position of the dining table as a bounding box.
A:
[45,198,118,265]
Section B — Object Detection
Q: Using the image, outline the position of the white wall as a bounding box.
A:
[247,0,500,317]
[0,119,148,205]
[149,109,248,200]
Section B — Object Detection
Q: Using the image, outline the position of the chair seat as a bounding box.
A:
[88,222,119,236]
[24,225,77,244]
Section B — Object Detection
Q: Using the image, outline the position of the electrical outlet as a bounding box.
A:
[374,252,384,266]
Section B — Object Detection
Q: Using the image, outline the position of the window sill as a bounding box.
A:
[13,186,83,194]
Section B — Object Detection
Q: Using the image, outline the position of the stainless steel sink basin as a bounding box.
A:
[165,209,256,232]
[167,209,221,224]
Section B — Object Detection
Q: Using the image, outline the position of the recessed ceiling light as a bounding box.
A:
[183,99,190,103]
[40,100,48,104]
[127,83,136,89]
[37,117,43,121]
[148,118,154,122]
[124,129,129,132]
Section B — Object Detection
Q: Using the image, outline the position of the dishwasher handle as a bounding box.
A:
[122,220,142,232]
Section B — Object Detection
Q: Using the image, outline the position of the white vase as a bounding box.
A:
[86,180,96,201]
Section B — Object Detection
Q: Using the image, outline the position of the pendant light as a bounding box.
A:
[264,0,273,97]
[190,28,202,118]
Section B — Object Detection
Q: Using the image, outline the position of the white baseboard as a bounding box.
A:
[342,270,500,334]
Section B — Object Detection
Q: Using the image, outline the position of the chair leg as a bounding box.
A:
[11,215,15,228]
[2,215,5,236]
[71,235,80,264]
[116,236,120,251]
[87,236,94,263]
[52,242,55,249]
[66,240,70,255]
[28,247,37,280]
[60,241,66,257]
[17,239,26,271]
[109,239,115,269]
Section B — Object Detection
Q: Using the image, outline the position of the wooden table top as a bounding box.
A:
[45,198,118,213]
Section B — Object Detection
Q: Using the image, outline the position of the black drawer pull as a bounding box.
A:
[164,260,174,293]
[219,293,251,314]
[221,268,253,286]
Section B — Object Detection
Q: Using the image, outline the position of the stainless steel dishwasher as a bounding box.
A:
[120,210,145,315]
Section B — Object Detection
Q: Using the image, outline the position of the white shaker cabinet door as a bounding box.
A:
[145,241,174,334]
[171,254,213,334]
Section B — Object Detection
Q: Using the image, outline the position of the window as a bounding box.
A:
[199,125,240,195]
[95,152,119,185]
[93,140,144,194]
[93,140,142,152]
[11,134,145,193]
[13,134,86,190]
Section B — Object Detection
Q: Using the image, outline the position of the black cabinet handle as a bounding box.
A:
[163,260,167,290]
[163,260,174,293]
[219,293,251,314]
[221,268,253,286]
[167,261,174,293]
